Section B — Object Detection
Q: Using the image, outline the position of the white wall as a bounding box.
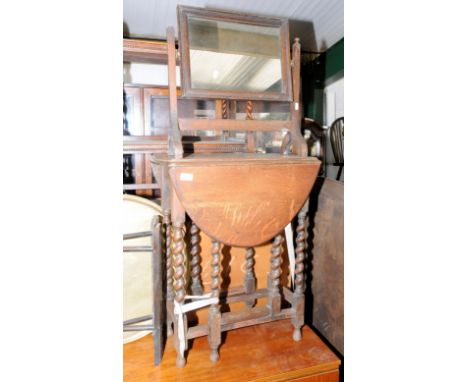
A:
[123,62,180,86]
[323,77,344,181]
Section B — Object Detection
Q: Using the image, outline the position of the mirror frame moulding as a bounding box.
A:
[177,5,293,101]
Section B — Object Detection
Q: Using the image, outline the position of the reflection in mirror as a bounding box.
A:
[235,101,290,120]
[187,16,282,92]
[123,90,135,188]
[178,99,217,138]
[255,130,288,154]
[149,98,217,136]
[123,94,135,135]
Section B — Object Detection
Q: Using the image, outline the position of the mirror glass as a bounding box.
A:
[187,16,283,93]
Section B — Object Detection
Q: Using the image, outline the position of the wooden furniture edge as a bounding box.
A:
[178,118,292,131]
[252,366,341,382]
[123,38,169,63]
[152,154,320,166]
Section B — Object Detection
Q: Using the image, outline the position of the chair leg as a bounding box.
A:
[336,165,343,181]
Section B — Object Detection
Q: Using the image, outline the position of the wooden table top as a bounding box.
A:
[152,152,321,166]
[124,319,340,382]
[166,157,320,247]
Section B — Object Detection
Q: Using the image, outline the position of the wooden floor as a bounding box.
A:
[124,319,340,382]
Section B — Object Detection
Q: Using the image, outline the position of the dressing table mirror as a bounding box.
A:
[178,6,292,101]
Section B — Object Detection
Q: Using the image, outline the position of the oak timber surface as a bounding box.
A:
[311,179,344,355]
[152,154,320,247]
[154,152,320,164]
[124,319,340,382]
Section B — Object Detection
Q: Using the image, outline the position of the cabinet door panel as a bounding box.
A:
[142,88,173,197]
[123,86,145,195]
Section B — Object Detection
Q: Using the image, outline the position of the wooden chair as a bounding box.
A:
[303,117,327,176]
[329,117,344,181]
[150,6,322,368]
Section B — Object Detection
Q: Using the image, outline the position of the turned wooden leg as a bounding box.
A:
[221,99,229,140]
[268,234,283,315]
[244,247,256,308]
[208,240,221,362]
[172,222,187,368]
[245,100,256,152]
[190,222,203,295]
[292,203,308,341]
[163,210,174,337]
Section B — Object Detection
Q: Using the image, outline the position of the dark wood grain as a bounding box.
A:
[123,320,340,382]
[311,179,344,355]
[151,216,164,364]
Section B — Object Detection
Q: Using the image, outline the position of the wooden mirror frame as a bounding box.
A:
[177,5,293,101]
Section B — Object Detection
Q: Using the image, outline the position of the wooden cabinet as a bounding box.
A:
[123,85,221,197]
[123,85,144,194]
[123,85,175,197]
[143,87,171,136]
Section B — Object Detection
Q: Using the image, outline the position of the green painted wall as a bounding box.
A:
[302,38,344,123]
[325,38,344,80]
